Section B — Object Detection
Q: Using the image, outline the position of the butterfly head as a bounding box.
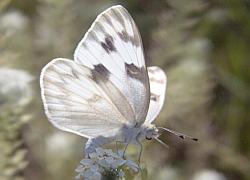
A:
[140,124,159,141]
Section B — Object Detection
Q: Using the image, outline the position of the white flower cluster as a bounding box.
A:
[75,148,139,180]
[0,68,33,109]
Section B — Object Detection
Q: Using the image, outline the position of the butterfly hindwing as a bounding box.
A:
[146,66,167,123]
[40,58,131,138]
[74,5,150,125]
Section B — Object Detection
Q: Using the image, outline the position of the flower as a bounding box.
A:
[0,67,33,109]
[75,148,139,180]
[0,10,28,34]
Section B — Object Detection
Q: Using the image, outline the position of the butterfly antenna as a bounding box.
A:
[154,137,169,149]
[158,127,198,142]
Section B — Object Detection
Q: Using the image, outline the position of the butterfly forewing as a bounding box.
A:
[74,5,150,125]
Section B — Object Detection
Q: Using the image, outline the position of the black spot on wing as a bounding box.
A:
[101,36,116,53]
[91,64,110,83]
[93,64,110,77]
[151,93,160,102]
[125,63,148,83]
[118,31,129,42]
[118,31,140,47]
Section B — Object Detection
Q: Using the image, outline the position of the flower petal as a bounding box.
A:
[105,156,114,164]
[82,169,94,178]
[118,170,125,178]
[75,165,84,172]
[90,164,99,172]
[113,159,126,168]
[95,148,105,156]
[80,159,94,166]
[91,172,102,180]
[98,159,110,168]
[89,152,98,159]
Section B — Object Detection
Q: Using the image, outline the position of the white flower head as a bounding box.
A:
[75,148,139,180]
[0,10,29,34]
[0,68,33,109]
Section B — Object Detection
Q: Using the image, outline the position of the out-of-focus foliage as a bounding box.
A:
[0,0,11,12]
[0,0,249,180]
[0,2,33,179]
[0,68,33,179]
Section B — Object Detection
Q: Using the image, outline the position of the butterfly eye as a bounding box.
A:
[146,137,152,140]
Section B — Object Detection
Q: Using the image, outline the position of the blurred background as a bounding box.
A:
[0,0,250,180]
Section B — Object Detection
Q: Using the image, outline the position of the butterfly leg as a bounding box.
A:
[115,141,125,155]
[122,143,129,159]
[136,139,143,163]
[116,141,119,153]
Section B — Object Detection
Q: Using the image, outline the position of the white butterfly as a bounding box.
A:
[40,5,197,159]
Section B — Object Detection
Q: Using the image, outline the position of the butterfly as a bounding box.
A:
[40,5,197,160]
